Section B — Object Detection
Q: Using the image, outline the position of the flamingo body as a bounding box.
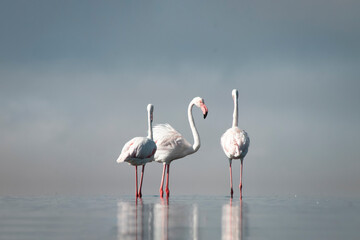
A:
[117,137,156,165]
[221,127,249,160]
[153,124,193,164]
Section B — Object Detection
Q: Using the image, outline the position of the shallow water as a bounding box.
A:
[0,195,359,240]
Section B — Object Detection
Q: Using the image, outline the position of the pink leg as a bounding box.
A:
[138,165,145,198]
[165,164,170,198]
[239,159,243,199]
[159,164,166,197]
[229,159,233,198]
[135,166,138,198]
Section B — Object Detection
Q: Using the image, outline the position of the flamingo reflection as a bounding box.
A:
[153,198,168,240]
[117,198,199,240]
[117,199,147,240]
[222,199,243,240]
[153,198,199,240]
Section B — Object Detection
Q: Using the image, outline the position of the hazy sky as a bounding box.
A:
[1,0,359,197]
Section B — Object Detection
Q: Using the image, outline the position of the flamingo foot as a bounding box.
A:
[230,188,234,198]
[166,188,170,198]
[159,189,164,198]
[138,191,142,198]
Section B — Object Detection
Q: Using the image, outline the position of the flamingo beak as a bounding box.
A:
[201,103,208,119]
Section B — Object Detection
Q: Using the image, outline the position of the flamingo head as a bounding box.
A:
[232,89,238,99]
[147,104,154,121]
[193,97,208,119]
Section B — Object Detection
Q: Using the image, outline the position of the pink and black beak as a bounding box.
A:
[200,102,208,119]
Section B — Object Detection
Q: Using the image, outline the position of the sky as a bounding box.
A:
[1,0,359,197]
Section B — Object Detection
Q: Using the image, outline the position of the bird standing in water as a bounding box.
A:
[117,104,157,198]
[153,97,208,198]
[221,89,250,199]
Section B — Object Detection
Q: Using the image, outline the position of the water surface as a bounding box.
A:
[1,196,359,240]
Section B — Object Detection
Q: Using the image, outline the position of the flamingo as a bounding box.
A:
[221,89,250,199]
[153,97,208,198]
[116,104,157,198]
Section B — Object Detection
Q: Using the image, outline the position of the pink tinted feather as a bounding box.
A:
[221,127,250,160]
[152,124,192,163]
[117,137,157,165]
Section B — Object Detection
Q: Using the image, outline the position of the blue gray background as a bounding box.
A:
[1,0,359,197]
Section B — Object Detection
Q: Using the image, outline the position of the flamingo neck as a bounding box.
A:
[188,100,200,153]
[232,96,238,128]
[147,111,153,140]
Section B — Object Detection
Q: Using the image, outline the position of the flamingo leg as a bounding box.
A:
[135,166,138,198]
[229,159,233,198]
[159,164,166,197]
[138,165,145,198]
[239,159,243,199]
[165,164,170,198]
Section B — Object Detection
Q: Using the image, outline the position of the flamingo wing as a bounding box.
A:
[117,137,157,163]
[135,138,157,159]
[153,124,192,162]
[239,130,250,159]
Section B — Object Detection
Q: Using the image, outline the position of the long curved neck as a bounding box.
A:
[188,101,200,153]
[147,110,153,140]
[232,96,238,128]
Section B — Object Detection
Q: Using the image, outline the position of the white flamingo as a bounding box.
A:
[221,89,250,199]
[116,104,157,198]
[153,97,208,198]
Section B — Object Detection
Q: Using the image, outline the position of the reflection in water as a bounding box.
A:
[117,199,143,240]
[117,198,198,240]
[153,198,168,240]
[222,199,243,240]
[2,196,358,240]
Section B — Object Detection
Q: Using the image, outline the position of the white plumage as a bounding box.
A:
[117,137,156,165]
[153,97,208,198]
[153,124,192,164]
[116,104,157,198]
[221,127,249,160]
[221,89,250,199]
